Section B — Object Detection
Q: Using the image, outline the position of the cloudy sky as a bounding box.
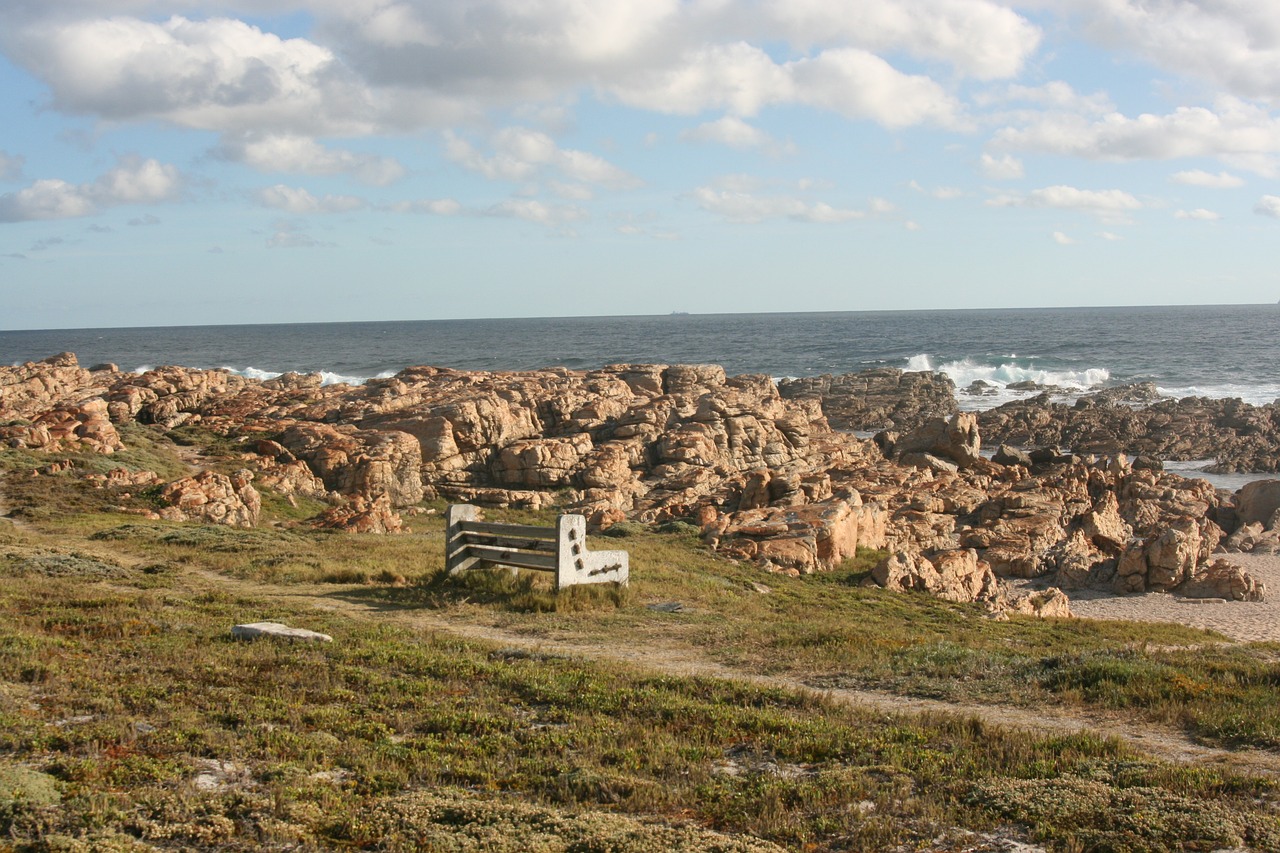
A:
[2,0,1280,329]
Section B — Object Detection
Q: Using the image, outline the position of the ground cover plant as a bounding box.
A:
[2,433,1280,850]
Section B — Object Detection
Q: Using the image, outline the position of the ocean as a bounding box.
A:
[3,304,1279,411]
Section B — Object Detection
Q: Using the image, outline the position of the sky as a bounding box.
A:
[1,0,1280,330]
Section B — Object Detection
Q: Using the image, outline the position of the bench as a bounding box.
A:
[444,504,629,590]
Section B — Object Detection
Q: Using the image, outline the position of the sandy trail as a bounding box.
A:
[190,569,1280,780]
[1067,553,1280,644]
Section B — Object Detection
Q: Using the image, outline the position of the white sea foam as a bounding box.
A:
[1156,383,1280,407]
[236,366,283,382]
[317,371,370,386]
[906,353,1113,411]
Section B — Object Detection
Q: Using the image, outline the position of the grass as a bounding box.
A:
[4,434,1280,849]
[0,568,1276,851]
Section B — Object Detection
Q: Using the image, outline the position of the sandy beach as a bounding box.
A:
[1066,553,1280,643]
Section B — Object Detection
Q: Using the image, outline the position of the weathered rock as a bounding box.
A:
[231,622,333,642]
[279,423,424,506]
[778,369,957,432]
[314,494,406,534]
[158,470,260,528]
[894,413,981,469]
[1179,558,1266,601]
[871,548,998,603]
[1236,480,1280,528]
[1003,587,1073,618]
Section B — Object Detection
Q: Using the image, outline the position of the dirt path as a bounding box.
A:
[191,569,1280,780]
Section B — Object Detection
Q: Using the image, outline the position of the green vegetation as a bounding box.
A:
[2,431,1280,850]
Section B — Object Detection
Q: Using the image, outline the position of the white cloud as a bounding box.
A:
[266,219,335,249]
[1040,0,1280,102]
[976,81,1114,115]
[387,198,463,216]
[979,152,1024,179]
[0,157,181,222]
[609,44,962,128]
[4,15,390,136]
[0,180,96,222]
[691,186,871,224]
[911,182,962,199]
[446,128,640,190]
[681,117,791,154]
[988,185,1142,221]
[257,184,366,214]
[764,0,1040,79]
[1174,208,1221,221]
[486,198,587,226]
[1052,231,1074,245]
[991,98,1280,175]
[221,134,406,186]
[1255,196,1280,218]
[1170,169,1245,188]
[1098,231,1122,241]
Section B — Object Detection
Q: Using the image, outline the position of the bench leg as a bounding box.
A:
[445,504,482,576]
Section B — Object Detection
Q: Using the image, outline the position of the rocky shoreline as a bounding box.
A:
[5,353,1279,616]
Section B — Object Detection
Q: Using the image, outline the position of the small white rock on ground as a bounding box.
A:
[231,622,333,643]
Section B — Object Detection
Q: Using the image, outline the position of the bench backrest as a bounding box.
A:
[445,504,629,590]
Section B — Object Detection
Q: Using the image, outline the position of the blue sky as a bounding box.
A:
[2,0,1279,329]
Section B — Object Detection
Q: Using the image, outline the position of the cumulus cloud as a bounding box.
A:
[910,181,962,199]
[681,117,791,154]
[613,45,963,128]
[1040,0,1280,102]
[979,153,1024,179]
[446,128,641,190]
[0,157,181,222]
[1174,208,1221,221]
[1255,195,1280,218]
[485,198,587,227]
[1170,169,1244,188]
[257,184,366,214]
[266,219,335,248]
[1052,231,1074,244]
[386,198,463,216]
[691,186,880,224]
[2,15,394,136]
[991,97,1280,175]
[219,134,406,185]
[988,185,1142,221]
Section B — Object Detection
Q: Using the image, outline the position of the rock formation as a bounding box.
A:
[0,353,1270,606]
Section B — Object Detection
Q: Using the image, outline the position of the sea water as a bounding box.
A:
[3,304,1278,408]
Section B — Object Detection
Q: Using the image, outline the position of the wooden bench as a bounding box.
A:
[444,504,629,590]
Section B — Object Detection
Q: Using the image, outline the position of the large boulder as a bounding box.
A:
[1236,480,1280,528]
[894,413,981,469]
[159,470,261,528]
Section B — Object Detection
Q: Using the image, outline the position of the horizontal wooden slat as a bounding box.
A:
[458,520,557,539]
[461,532,557,552]
[463,544,557,572]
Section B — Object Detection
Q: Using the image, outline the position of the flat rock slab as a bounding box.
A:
[231,622,333,643]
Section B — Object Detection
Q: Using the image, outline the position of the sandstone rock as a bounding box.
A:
[1080,491,1132,552]
[777,368,957,432]
[894,413,981,469]
[279,423,424,506]
[1178,558,1265,601]
[871,548,998,603]
[314,494,405,534]
[1236,480,1280,528]
[158,470,261,528]
[1004,587,1073,618]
